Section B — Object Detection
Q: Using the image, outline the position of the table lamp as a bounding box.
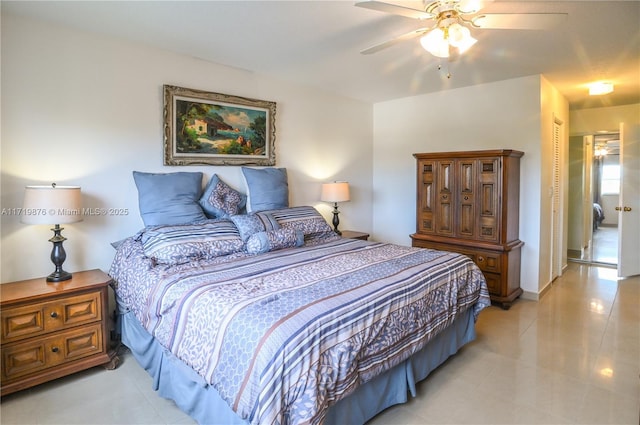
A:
[21,183,82,282]
[320,181,350,235]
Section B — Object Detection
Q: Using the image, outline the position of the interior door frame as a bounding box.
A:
[583,136,593,258]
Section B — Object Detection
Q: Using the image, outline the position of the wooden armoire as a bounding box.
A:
[410,149,524,309]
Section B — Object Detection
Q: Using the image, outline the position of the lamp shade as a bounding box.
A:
[21,185,82,225]
[321,182,350,203]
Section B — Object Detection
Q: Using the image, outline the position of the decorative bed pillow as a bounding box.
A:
[245,228,304,255]
[241,167,289,212]
[133,171,206,226]
[268,206,334,237]
[141,219,244,265]
[199,174,246,218]
[229,212,280,242]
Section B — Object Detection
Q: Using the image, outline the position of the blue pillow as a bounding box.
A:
[229,212,280,242]
[133,171,206,226]
[241,167,289,213]
[199,174,246,218]
[245,228,304,255]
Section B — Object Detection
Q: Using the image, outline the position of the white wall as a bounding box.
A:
[570,104,640,136]
[0,14,373,282]
[372,75,569,296]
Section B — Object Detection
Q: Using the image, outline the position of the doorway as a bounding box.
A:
[567,133,620,266]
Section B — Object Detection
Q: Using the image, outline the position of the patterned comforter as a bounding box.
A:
[110,235,490,425]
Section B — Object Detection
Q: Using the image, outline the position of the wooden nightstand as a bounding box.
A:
[341,230,370,241]
[1,269,118,396]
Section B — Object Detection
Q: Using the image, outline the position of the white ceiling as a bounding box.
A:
[3,1,639,108]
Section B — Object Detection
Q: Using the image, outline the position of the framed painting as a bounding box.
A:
[163,85,276,166]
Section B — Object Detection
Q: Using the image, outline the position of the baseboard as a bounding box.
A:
[521,278,554,302]
[567,249,581,259]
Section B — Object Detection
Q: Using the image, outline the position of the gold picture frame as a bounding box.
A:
[163,85,276,166]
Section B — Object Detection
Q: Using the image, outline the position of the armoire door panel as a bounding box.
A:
[436,203,453,234]
[459,204,475,236]
[417,160,436,234]
[481,184,495,215]
[459,161,475,193]
[437,162,453,193]
[435,161,454,235]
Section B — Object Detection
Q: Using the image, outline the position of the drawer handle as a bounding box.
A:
[50,312,59,318]
[51,347,59,353]
[477,256,485,263]
[464,196,469,201]
[442,195,448,200]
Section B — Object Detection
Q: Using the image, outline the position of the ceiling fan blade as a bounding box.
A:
[472,13,567,30]
[360,28,429,54]
[355,1,434,20]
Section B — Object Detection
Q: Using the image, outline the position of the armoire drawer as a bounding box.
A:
[468,251,501,274]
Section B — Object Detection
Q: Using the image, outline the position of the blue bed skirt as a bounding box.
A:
[120,308,476,425]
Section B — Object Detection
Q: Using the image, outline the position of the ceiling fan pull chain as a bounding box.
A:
[437,63,452,79]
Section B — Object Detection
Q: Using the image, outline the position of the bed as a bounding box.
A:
[593,202,605,230]
[110,171,490,425]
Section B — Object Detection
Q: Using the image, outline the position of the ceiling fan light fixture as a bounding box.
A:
[589,82,614,96]
[447,23,466,45]
[455,33,477,53]
[456,0,483,14]
[448,23,476,52]
[420,28,450,58]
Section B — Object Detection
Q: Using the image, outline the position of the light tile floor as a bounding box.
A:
[1,263,638,424]
[569,226,618,265]
[592,226,618,264]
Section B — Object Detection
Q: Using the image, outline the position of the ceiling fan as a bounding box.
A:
[356,0,567,58]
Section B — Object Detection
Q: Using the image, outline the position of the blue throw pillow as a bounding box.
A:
[199,174,246,218]
[245,228,304,255]
[133,171,206,226]
[229,212,280,242]
[241,167,289,213]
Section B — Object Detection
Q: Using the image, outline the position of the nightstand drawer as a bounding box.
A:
[1,323,103,381]
[2,291,101,343]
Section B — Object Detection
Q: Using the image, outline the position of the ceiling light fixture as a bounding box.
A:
[594,147,608,159]
[419,2,477,58]
[588,82,614,96]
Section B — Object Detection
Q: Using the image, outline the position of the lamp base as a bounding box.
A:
[47,224,72,283]
[47,270,72,282]
[331,203,342,235]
